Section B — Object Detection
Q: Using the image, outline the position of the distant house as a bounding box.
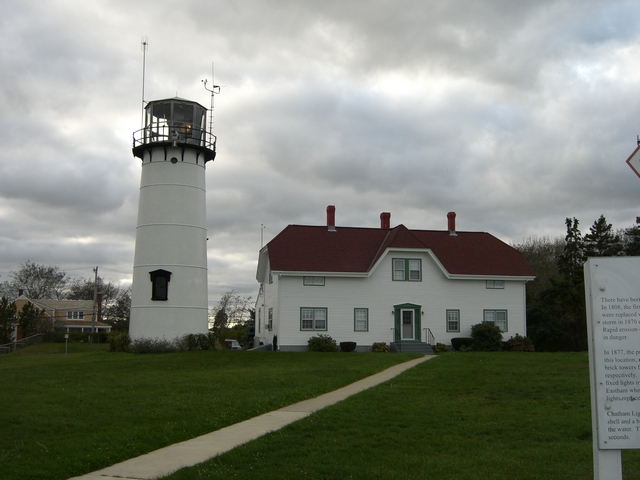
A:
[12,292,111,341]
[254,207,534,352]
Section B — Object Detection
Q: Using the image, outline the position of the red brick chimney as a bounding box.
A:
[327,205,336,231]
[380,212,391,229]
[447,212,457,236]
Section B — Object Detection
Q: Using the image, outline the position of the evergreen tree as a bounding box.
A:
[212,308,228,333]
[557,217,584,282]
[0,297,16,344]
[623,217,640,256]
[243,309,256,348]
[17,302,48,337]
[528,217,587,351]
[583,214,623,258]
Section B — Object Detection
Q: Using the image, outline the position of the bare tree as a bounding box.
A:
[102,288,131,332]
[7,261,67,299]
[67,276,121,304]
[209,290,253,332]
[512,236,564,304]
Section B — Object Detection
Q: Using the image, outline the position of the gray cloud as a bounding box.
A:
[1,0,639,302]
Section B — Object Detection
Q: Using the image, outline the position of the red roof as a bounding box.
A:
[266,224,534,277]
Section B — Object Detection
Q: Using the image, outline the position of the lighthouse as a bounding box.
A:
[129,97,215,340]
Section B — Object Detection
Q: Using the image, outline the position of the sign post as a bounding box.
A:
[626,145,640,179]
[585,257,640,479]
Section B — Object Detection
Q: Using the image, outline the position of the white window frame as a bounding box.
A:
[268,308,273,331]
[408,259,421,281]
[392,258,422,282]
[446,309,460,332]
[66,311,85,320]
[354,308,368,332]
[300,308,327,331]
[486,280,504,289]
[393,259,405,281]
[484,310,508,332]
[303,276,325,286]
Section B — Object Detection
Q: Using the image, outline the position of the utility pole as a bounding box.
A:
[92,266,98,339]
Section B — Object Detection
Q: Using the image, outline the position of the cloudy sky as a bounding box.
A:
[1,0,639,305]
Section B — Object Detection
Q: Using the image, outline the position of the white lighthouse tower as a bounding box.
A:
[129,97,216,340]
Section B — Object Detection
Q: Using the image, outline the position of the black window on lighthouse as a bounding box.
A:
[149,269,172,301]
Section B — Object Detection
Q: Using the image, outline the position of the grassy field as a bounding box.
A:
[4,347,640,480]
[0,344,419,480]
[163,352,640,480]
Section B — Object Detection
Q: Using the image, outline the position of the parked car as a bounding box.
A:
[225,339,242,350]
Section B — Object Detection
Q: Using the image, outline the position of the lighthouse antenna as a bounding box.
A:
[140,36,148,129]
[201,62,221,136]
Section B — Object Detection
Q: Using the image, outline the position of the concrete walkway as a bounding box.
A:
[69,355,434,480]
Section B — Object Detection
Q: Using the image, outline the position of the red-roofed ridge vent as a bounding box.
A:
[380,212,391,229]
[327,205,336,231]
[447,211,457,236]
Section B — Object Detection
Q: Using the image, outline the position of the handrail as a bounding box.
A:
[133,123,217,152]
[423,328,435,345]
[0,333,44,354]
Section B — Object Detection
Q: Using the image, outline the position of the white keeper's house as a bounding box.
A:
[254,206,534,352]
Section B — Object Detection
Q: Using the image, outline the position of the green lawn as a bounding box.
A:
[4,348,640,480]
[163,352,640,480]
[0,345,419,480]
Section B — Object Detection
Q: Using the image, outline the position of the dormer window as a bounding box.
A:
[393,259,422,282]
[150,269,172,301]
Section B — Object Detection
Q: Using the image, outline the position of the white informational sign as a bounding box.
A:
[585,257,640,450]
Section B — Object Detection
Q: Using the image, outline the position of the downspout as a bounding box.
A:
[276,273,281,351]
[523,281,528,337]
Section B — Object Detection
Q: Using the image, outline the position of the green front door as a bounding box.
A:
[401,309,415,340]
[394,304,421,343]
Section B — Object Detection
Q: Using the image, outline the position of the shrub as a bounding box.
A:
[506,334,535,352]
[339,341,357,352]
[471,322,504,351]
[180,333,218,351]
[108,331,131,352]
[451,337,474,351]
[371,342,390,353]
[307,334,338,352]
[433,343,448,354]
[205,332,221,350]
[131,337,180,354]
[180,334,198,351]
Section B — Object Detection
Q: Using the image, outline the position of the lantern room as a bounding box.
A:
[133,97,216,162]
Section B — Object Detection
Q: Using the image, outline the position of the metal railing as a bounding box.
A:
[133,122,216,152]
[0,333,44,355]
[423,328,435,345]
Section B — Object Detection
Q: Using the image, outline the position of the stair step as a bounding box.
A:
[390,342,434,354]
